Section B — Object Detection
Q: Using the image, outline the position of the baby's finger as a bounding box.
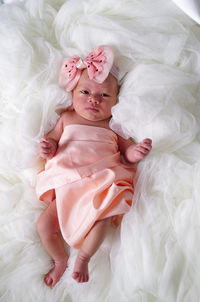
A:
[141,148,151,156]
[40,144,51,151]
[142,143,152,151]
[40,137,48,142]
[40,137,49,143]
[40,141,50,148]
[144,138,152,142]
[135,145,148,155]
[142,138,152,145]
[41,149,51,154]
[40,151,51,158]
[141,141,152,149]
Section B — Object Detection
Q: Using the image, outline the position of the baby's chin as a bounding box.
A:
[78,110,111,123]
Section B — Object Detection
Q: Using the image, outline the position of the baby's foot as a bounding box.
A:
[44,258,68,288]
[72,252,90,283]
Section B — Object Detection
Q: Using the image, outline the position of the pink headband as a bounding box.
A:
[59,46,117,92]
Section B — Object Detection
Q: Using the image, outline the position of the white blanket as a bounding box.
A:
[0,0,200,301]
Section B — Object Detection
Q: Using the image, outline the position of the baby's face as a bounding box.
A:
[72,70,119,122]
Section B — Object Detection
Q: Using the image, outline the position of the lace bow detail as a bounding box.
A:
[59,46,114,92]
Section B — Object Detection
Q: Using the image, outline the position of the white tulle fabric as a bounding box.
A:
[172,0,200,24]
[0,0,200,301]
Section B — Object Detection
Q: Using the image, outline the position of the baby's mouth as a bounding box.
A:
[85,107,99,112]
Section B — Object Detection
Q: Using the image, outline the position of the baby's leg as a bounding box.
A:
[36,200,68,288]
[72,218,111,283]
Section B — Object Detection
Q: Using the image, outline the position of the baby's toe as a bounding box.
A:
[44,274,53,287]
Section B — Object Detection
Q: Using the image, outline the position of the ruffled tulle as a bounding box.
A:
[0,0,200,301]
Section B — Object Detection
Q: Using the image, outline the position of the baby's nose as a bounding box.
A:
[89,94,100,104]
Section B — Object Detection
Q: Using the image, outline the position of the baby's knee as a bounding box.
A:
[36,207,60,239]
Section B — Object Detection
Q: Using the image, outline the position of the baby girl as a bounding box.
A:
[36,46,152,287]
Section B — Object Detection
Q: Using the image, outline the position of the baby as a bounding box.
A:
[36,46,152,287]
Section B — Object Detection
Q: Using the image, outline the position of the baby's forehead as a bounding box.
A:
[78,70,118,88]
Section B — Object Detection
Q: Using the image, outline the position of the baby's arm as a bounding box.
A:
[118,136,152,163]
[39,115,64,159]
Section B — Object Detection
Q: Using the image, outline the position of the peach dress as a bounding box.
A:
[36,124,135,248]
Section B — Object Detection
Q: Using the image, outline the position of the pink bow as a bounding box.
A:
[58,46,114,92]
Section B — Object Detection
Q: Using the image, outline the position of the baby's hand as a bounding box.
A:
[39,137,58,159]
[127,138,152,163]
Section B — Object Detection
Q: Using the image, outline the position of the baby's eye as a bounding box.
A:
[100,93,110,97]
[81,90,89,94]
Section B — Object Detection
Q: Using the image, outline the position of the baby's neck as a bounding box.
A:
[69,111,111,129]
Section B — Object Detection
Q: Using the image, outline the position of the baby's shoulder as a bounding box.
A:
[61,110,71,119]
[60,110,74,126]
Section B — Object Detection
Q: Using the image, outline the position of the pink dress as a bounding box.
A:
[36,124,135,248]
